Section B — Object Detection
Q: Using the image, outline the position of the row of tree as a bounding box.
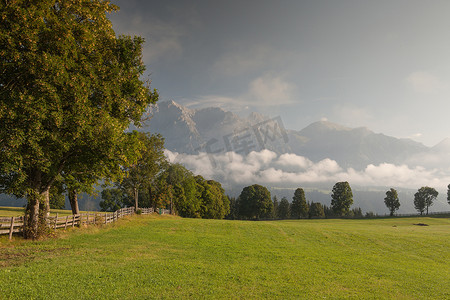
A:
[93,131,229,219]
[384,185,447,216]
[0,1,161,238]
[228,182,450,220]
[100,157,230,220]
[227,182,362,220]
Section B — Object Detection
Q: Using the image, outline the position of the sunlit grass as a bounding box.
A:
[0,206,104,217]
[1,215,449,299]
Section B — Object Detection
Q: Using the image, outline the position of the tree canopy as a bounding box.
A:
[308,202,325,219]
[277,197,290,219]
[414,186,438,215]
[384,188,400,216]
[238,184,273,220]
[0,1,158,238]
[118,132,166,209]
[330,181,353,217]
[195,176,230,219]
[291,188,308,219]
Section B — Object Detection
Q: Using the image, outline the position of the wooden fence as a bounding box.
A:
[0,207,170,240]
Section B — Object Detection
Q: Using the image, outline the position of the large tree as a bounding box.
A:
[238,184,273,220]
[118,132,166,210]
[160,163,198,215]
[330,181,353,217]
[291,188,309,219]
[414,186,438,215]
[100,188,124,212]
[0,1,157,238]
[384,188,400,216]
[195,176,230,219]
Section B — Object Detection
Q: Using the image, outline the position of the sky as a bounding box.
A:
[109,0,450,147]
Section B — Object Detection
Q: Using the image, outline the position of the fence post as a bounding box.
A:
[54,213,58,230]
[9,217,14,240]
[65,216,68,229]
[72,215,75,228]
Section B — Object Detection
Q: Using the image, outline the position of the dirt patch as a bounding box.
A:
[413,223,429,226]
[0,246,71,268]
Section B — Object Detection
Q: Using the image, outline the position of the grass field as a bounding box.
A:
[0,206,104,217]
[1,215,449,299]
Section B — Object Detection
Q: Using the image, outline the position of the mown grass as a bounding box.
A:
[0,206,104,217]
[1,215,449,299]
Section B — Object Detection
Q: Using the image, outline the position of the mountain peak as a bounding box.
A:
[247,112,268,123]
[302,120,350,133]
[432,137,450,152]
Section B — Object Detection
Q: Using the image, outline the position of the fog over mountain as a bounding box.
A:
[136,100,450,213]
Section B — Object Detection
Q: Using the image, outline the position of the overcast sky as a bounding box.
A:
[109,0,450,147]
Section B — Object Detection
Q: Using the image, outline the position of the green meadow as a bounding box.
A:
[1,214,449,299]
[0,206,104,217]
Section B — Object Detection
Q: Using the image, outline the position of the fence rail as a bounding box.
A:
[1,206,170,240]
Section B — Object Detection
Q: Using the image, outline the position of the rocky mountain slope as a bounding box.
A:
[138,100,441,171]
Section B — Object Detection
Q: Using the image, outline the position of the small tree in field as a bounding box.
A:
[330,181,353,217]
[384,188,400,216]
[414,187,438,215]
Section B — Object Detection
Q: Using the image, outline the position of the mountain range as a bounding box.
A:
[3,100,448,214]
[130,100,450,214]
[137,100,448,171]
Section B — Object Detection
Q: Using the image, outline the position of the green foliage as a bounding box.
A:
[272,196,279,219]
[384,188,400,216]
[330,181,353,217]
[195,176,230,219]
[161,164,199,216]
[414,186,438,215]
[277,197,290,219]
[365,211,376,218]
[291,188,309,218]
[49,182,65,209]
[226,196,239,220]
[0,0,157,238]
[149,163,229,220]
[323,204,334,218]
[308,202,325,218]
[351,207,363,218]
[238,184,273,220]
[100,188,124,212]
[118,132,167,209]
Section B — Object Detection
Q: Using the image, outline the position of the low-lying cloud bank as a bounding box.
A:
[166,149,450,192]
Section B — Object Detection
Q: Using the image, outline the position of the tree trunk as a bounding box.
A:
[134,187,138,210]
[25,191,40,239]
[43,188,50,218]
[24,187,50,239]
[69,189,80,215]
